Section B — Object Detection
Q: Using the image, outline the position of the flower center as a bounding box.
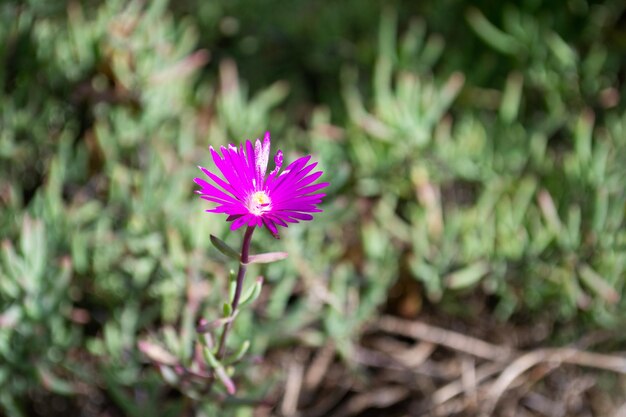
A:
[247,191,272,215]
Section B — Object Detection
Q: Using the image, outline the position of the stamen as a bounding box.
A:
[247,191,272,215]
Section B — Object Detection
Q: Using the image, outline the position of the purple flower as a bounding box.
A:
[195,132,329,238]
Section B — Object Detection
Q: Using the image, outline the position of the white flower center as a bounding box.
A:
[247,191,272,215]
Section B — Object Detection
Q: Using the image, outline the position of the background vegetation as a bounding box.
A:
[1,0,625,415]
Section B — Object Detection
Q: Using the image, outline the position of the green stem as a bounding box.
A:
[216,226,255,360]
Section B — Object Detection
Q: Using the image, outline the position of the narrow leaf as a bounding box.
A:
[578,264,619,304]
[445,261,490,290]
[239,276,264,307]
[247,251,288,264]
[202,347,236,394]
[158,365,180,385]
[227,340,250,365]
[196,315,236,333]
[138,340,178,366]
[37,366,76,395]
[466,7,521,55]
[210,235,239,260]
[223,302,233,317]
[228,275,237,301]
[500,72,523,123]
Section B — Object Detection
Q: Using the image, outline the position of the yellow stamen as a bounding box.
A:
[248,191,272,215]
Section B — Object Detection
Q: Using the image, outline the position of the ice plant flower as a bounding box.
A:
[194,132,329,238]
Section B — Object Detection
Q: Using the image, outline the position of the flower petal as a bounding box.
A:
[197,133,327,235]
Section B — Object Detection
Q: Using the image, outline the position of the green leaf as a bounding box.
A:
[0,305,21,328]
[409,258,442,301]
[223,302,233,317]
[0,392,25,417]
[158,365,180,385]
[202,347,236,395]
[445,261,490,290]
[466,7,521,55]
[210,235,239,260]
[574,109,594,165]
[228,272,237,301]
[239,277,264,308]
[578,264,619,305]
[37,365,76,395]
[500,72,523,123]
[226,340,250,365]
[592,187,608,233]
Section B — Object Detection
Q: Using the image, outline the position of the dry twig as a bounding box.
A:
[375,316,515,361]
[369,316,626,416]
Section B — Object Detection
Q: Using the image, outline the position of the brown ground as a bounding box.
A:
[255,313,626,417]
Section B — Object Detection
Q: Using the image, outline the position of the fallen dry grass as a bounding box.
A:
[255,315,626,417]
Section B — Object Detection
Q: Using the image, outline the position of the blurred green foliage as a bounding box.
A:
[1,0,625,415]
